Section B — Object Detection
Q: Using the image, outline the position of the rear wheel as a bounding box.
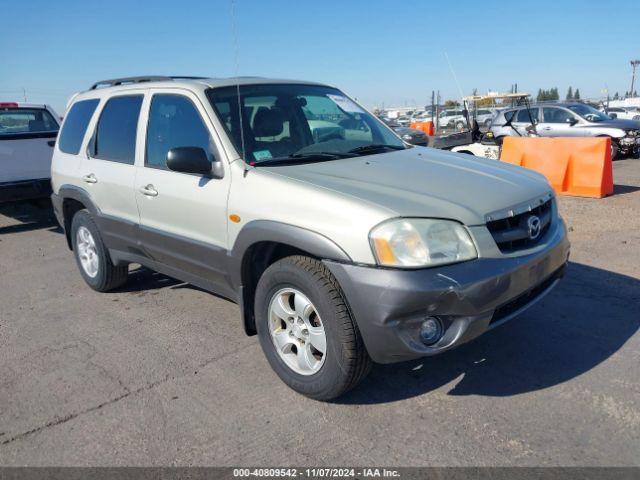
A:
[71,210,128,292]
[255,255,371,400]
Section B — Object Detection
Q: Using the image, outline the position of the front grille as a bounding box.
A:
[490,265,565,326]
[486,199,553,253]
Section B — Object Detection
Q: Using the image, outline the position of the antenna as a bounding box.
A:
[630,60,640,98]
[229,0,247,166]
[444,52,464,100]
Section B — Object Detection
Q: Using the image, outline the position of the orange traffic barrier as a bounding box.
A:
[500,137,613,198]
[410,121,435,136]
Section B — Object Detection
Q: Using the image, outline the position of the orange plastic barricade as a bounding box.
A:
[410,121,435,136]
[500,137,613,198]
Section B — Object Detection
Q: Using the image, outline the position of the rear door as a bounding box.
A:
[79,93,144,249]
[0,106,59,183]
[511,107,539,136]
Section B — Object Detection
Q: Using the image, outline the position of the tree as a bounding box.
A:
[634,90,638,97]
[537,89,543,102]
[551,87,559,100]
[444,99,460,107]
[574,88,580,100]
[614,92,619,100]
[566,86,573,100]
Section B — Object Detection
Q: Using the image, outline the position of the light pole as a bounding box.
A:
[630,60,640,97]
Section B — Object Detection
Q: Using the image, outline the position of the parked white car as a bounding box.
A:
[437,109,467,129]
[0,102,60,202]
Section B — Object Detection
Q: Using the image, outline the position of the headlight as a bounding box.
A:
[401,134,413,140]
[369,218,477,268]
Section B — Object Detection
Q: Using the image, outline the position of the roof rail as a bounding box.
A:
[89,76,208,90]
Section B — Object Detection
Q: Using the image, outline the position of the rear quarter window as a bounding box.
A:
[59,99,100,154]
[0,108,58,139]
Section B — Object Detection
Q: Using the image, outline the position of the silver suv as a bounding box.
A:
[51,76,570,400]
[490,102,640,158]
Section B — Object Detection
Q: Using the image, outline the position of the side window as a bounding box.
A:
[93,95,143,164]
[504,110,516,122]
[543,108,574,124]
[146,94,214,170]
[516,108,538,123]
[58,99,99,154]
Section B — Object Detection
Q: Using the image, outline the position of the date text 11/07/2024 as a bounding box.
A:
[232,468,401,478]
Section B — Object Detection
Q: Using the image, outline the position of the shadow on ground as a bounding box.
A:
[337,262,640,404]
[613,184,640,195]
[0,199,60,235]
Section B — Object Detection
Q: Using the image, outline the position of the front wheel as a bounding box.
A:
[609,139,619,161]
[255,256,371,400]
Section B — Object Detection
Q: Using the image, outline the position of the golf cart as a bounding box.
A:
[449,92,534,159]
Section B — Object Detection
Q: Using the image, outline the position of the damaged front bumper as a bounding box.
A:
[324,220,570,364]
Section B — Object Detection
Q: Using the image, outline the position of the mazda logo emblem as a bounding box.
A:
[527,215,541,240]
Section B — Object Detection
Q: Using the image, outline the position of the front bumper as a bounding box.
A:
[325,220,570,364]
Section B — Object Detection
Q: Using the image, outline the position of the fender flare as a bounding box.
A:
[227,220,352,290]
[56,185,100,247]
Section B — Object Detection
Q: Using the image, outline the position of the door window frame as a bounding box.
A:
[88,93,145,165]
[138,88,226,174]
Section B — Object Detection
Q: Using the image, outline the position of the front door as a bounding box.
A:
[134,90,232,292]
[538,107,583,137]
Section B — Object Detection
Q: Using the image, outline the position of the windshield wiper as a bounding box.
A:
[347,144,405,155]
[252,152,351,167]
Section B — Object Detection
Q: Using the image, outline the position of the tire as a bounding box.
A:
[70,209,128,292]
[255,255,371,400]
[610,140,619,161]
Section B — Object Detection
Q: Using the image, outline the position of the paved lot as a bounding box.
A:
[1,160,639,466]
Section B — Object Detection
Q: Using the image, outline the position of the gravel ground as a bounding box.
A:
[0,159,638,466]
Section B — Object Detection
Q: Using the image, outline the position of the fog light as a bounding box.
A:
[420,317,443,345]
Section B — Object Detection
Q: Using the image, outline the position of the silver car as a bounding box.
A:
[51,76,569,400]
[490,102,640,158]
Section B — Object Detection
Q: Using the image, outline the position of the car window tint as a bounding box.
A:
[146,94,213,169]
[543,108,574,124]
[58,99,99,154]
[94,96,142,164]
[0,109,58,136]
[516,108,538,123]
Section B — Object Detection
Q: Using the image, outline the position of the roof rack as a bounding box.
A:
[89,76,208,90]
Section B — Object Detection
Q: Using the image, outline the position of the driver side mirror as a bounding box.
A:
[567,118,579,126]
[609,113,618,119]
[166,147,224,179]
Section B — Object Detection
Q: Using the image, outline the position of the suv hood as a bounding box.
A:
[266,148,551,226]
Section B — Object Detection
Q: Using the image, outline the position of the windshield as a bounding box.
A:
[207,84,405,164]
[566,104,610,122]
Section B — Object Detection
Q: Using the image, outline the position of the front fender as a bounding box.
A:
[227,220,351,290]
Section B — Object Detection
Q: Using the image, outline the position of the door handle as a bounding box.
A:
[47,140,56,147]
[82,174,97,184]
[139,184,158,197]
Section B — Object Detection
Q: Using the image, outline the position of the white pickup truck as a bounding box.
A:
[0,102,60,202]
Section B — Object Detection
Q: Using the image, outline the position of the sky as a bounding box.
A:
[2,0,639,113]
